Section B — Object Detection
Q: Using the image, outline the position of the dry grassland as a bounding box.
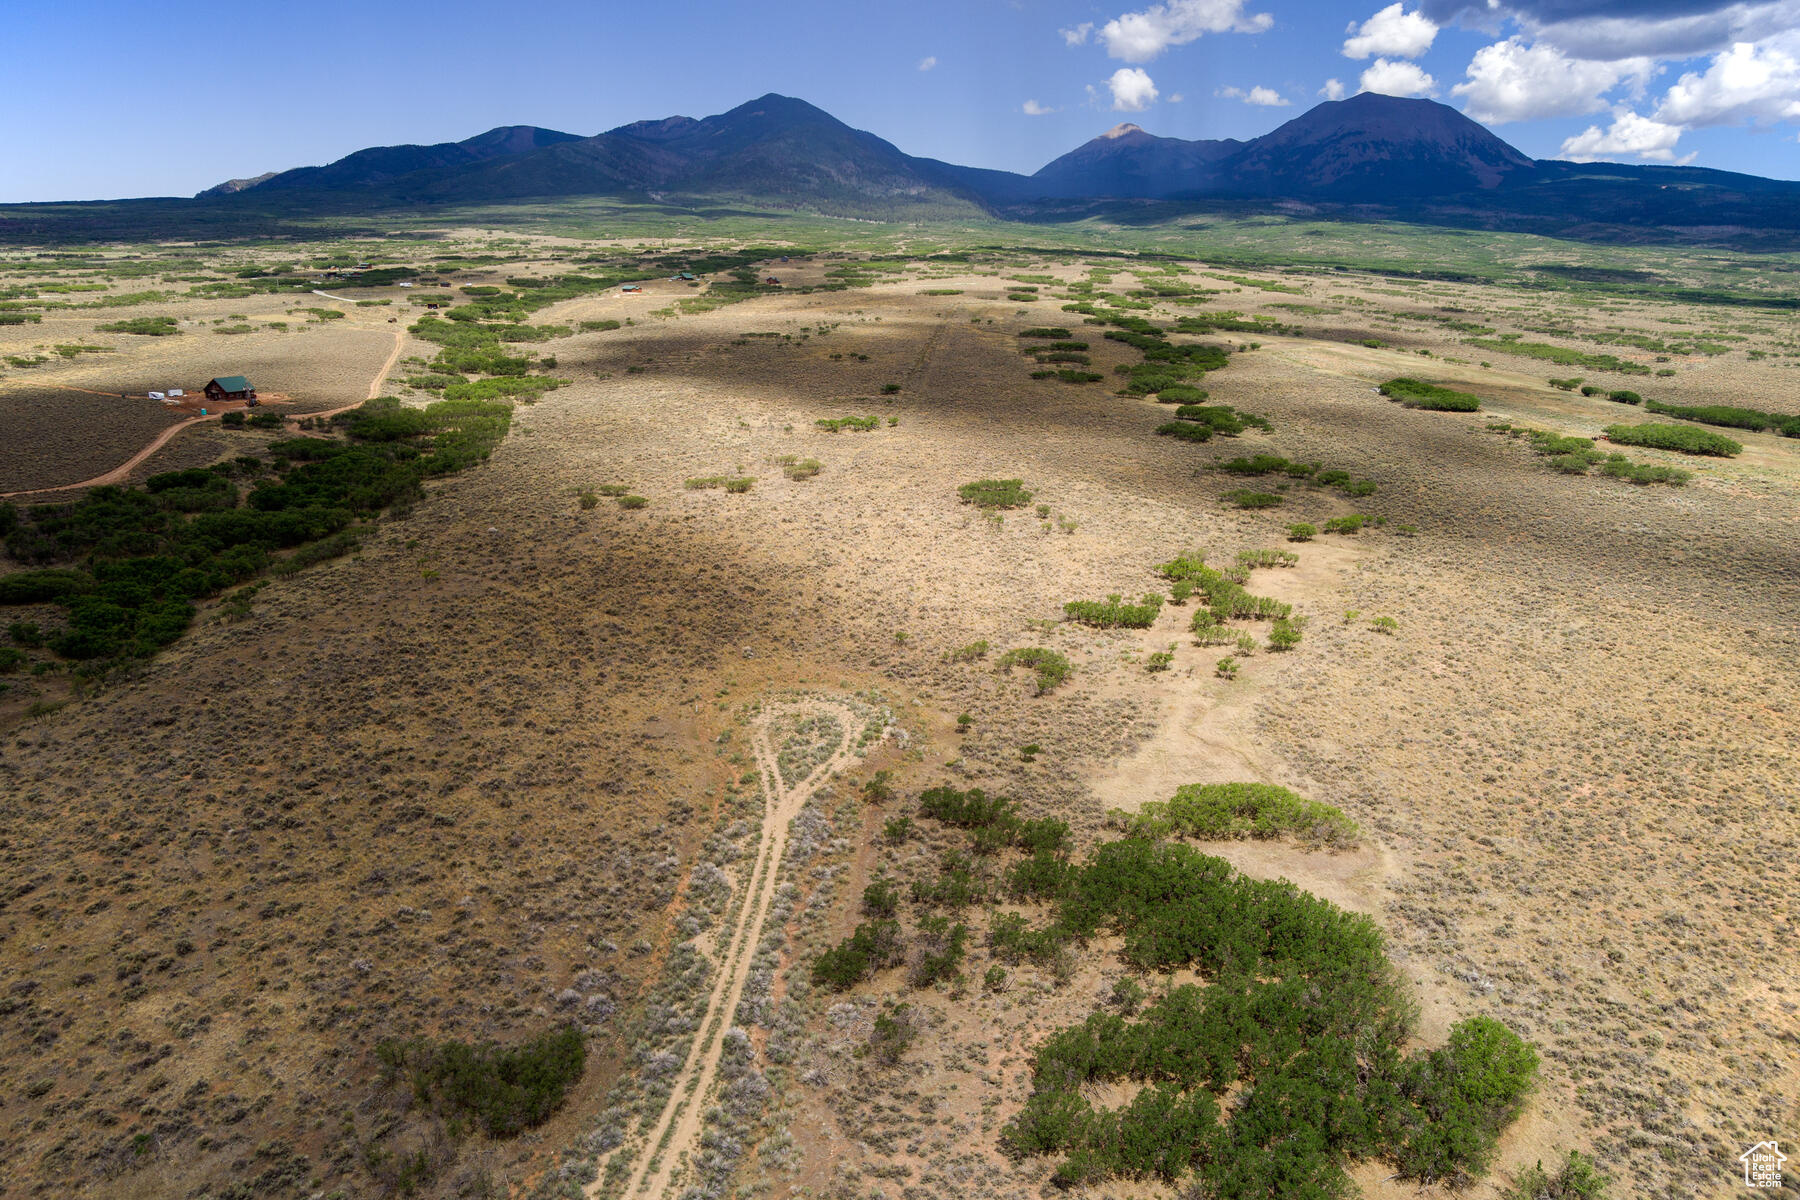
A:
[0,241,1795,1200]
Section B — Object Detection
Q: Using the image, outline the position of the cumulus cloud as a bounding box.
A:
[1107,66,1161,109]
[1099,0,1274,62]
[1558,109,1691,160]
[1022,99,1056,115]
[1359,58,1440,95]
[1655,37,1800,124]
[1061,22,1095,45]
[1321,77,1348,98]
[1218,84,1292,105]
[1343,4,1439,58]
[1451,38,1653,121]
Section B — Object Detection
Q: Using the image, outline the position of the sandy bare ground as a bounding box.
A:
[594,699,866,1200]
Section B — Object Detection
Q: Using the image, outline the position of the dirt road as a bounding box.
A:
[0,328,405,499]
[590,699,865,1200]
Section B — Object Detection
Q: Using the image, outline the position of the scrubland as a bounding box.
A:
[0,219,1795,1200]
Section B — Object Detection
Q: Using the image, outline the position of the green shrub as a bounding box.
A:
[1172,405,1269,435]
[782,457,822,480]
[618,494,648,509]
[376,1026,585,1138]
[1606,390,1640,404]
[1267,618,1303,651]
[998,647,1071,693]
[1218,454,1290,475]
[1596,455,1688,486]
[948,639,990,662]
[997,836,1536,1194]
[813,920,906,989]
[1644,399,1799,435]
[1604,423,1741,456]
[1322,515,1367,534]
[95,315,179,336]
[1379,378,1482,411]
[1019,327,1071,339]
[867,1003,919,1063]
[1501,1149,1611,1200]
[817,415,879,432]
[1156,421,1213,443]
[958,478,1033,509]
[1224,490,1282,509]
[1129,781,1355,847]
[1064,593,1163,629]
[1287,523,1316,542]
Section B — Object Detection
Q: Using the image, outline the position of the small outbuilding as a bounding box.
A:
[204,376,256,402]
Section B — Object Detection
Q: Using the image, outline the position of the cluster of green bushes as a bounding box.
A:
[1127,782,1357,847]
[685,475,755,493]
[1152,384,1208,404]
[1032,368,1104,382]
[1172,312,1300,335]
[1157,420,1215,442]
[1064,593,1163,629]
[812,918,906,989]
[958,478,1032,509]
[1643,399,1800,436]
[1224,489,1281,509]
[816,415,879,432]
[1158,553,1291,624]
[375,1026,585,1138]
[1104,326,1232,396]
[1000,836,1539,1194]
[1171,404,1271,436]
[1468,337,1649,374]
[1380,377,1482,412]
[997,646,1072,693]
[1604,422,1741,456]
[1209,455,1377,497]
[0,396,511,668]
[95,315,178,336]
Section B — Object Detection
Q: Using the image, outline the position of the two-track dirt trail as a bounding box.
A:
[590,699,864,1200]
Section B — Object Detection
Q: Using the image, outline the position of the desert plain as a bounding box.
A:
[0,219,1795,1200]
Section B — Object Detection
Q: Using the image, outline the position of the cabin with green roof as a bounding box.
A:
[204,376,255,401]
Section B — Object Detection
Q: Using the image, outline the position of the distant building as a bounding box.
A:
[204,376,255,402]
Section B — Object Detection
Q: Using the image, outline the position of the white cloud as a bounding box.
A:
[1343,4,1439,59]
[1106,66,1161,110]
[1515,1,1800,62]
[1321,77,1348,99]
[1558,110,1691,161]
[1359,57,1439,96]
[1452,38,1653,122]
[1022,99,1056,115]
[1170,91,1186,101]
[1060,22,1094,46]
[1218,84,1291,105]
[1099,0,1273,62]
[918,55,937,71]
[1655,37,1800,125]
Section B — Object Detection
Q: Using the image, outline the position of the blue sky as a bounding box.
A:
[8,0,1800,202]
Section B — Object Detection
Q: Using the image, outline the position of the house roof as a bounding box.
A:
[210,376,252,391]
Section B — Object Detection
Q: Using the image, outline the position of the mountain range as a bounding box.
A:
[131,91,1800,244]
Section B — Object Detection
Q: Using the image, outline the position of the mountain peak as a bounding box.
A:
[1102,123,1145,140]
